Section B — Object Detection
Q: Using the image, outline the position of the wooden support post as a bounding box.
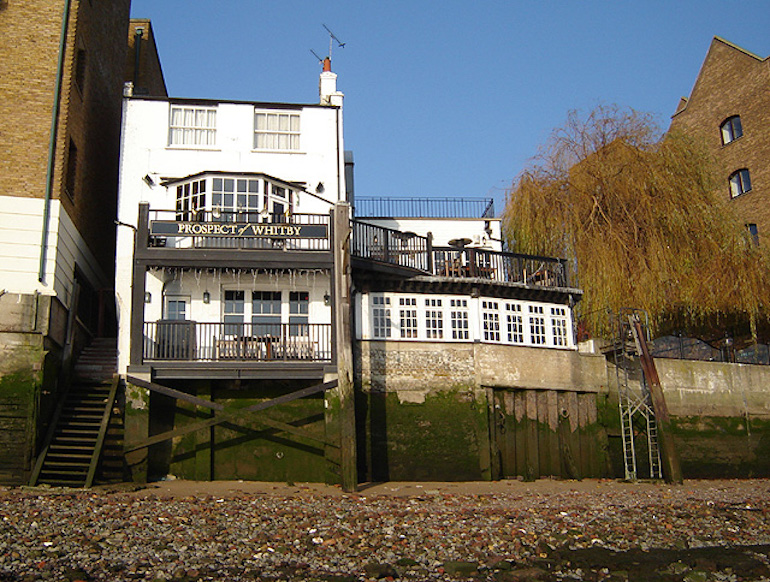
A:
[633,319,683,485]
[332,202,358,492]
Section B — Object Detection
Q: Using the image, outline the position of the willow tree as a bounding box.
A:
[504,105,770,338]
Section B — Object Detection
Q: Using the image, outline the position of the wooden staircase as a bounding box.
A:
[30,338,124,488]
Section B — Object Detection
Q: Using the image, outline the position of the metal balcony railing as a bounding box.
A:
[142,321,332,363]
[354,197,495,219]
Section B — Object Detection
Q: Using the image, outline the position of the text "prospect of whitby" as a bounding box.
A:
[150,221,329,238]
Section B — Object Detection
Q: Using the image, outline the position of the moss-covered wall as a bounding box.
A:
[0,294,63,485]
[139,380,331,483]
[357,387,490,482]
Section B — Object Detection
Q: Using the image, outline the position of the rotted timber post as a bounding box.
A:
[332,203,357,492]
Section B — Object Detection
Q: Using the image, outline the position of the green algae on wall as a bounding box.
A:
[670,416,770,478]
[0,364,43,484]
[359,387,489,482]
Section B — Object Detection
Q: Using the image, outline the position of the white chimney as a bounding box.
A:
[319,58,343,106]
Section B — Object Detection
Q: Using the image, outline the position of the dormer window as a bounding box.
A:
[254,111,300,151]
[169,105,217,147]
[720,115,743,145]
[729,169,752,198]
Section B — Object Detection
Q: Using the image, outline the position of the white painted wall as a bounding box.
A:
[116,93,345,373]
[359,217,503,250]
[0,196,108,308]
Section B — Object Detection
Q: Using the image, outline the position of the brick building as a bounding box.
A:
[0,0,132,484]
[669,37,770,243]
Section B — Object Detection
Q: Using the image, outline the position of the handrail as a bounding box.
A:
[85,374,121,488]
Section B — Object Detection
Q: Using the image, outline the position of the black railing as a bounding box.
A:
[351,220,431,271]
[142,321,332,363]
[355,197,495,219]
[432,248,569,288]
[147,210,331,251]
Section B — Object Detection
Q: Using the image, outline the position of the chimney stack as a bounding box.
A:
[319,58,343,106]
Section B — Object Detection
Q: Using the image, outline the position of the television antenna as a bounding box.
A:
[310,25,346,66]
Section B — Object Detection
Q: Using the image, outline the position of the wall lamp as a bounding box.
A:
[143,174,155,187]
[203,291,210,304]
[144,292,151,303]
[324,292,331,306]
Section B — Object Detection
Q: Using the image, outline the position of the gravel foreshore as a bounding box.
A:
[1,479,769,581]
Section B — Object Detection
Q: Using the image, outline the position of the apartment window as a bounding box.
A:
[550,307,568,347]
[224,290,245,336]
[425,298,443,339]
[169,106,217,147]
[720,115,743,145]
[372,296,391,339]
[747,223,759,246]
[252,291,281,336]
[529,305,546,345]
[165,297,188,321]
[176,179,206,221]
[450,298,469,340]
[506,303,524,344]
[65,138,77,199]
[482,300,500,342]
[729,169,752,198]
[399,297,418,338]
[289,291,309,336]
[254,111,300,150]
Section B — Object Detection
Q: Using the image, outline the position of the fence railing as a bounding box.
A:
[355,197,495,219]
[432,248,569,288]
[351,220,431,271]
[142,321,332,363]
[146,210,331,251]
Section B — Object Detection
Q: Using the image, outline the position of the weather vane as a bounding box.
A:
[310,24,346,65]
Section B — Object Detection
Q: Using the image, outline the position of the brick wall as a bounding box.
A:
[670,38,770,242]
[0,0,130,280]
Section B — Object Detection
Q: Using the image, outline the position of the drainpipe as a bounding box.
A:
[39,0,72,284]
[133,27,143,87]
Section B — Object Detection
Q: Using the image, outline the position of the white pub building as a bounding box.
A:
[115,61,591,488]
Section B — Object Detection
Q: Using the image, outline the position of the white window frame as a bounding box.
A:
[169,105,217,148]
[372,295,392,339]
[425,298,444,339]
[254,110,300,151]
[450,298,470,340]
[550,306,569,347]
[482,300,501,342]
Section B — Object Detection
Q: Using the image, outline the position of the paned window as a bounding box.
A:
[482,300,500,342]
[729,169,752,198]
[425,298,443,339]
[721,115,743,145]
[254,111,300,150]
[211,177,261,221]
[450,298,469,340]
[529,305,546,345]
[550,307,568,347]
[169,106,216,147]
[252,291,281,336]
[176,179,206,221]
[224,290,244,336]
[372,296,391,339]
[289,291,309,336]
[399,297,418,338]
[165,298,188,321]
[506,303,524,344]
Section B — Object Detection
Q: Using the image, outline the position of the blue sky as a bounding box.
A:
[129,1,770,215]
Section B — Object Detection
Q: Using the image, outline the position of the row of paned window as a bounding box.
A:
[370,296,571,348]
[167,291,309,336]
[168,106,300,151]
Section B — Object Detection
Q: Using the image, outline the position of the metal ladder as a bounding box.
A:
[613,309,662,481]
